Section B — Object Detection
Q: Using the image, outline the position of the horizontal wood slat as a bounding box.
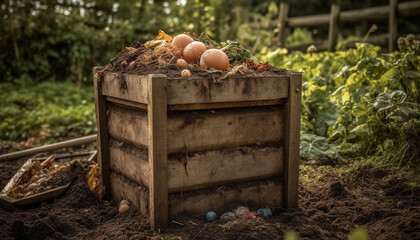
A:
[108,104,148,148]
[108,105,284,154]
[167,107,284,153]
[109,140,150,188]
[167,145,284,192]
[101,73,149,104]
[168,179,283,217]
[167,76,289,105]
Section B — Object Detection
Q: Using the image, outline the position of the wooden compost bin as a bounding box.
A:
[93,67,302,230]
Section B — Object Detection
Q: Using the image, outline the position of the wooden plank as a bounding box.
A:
[109,140,149,188]
[284,72,302,208]
[328,4,340,51]
[168,99,286,111]
[147,74,168,230]
[167,106,284,154]
[94,67,111,198]
[168,179,283,217]
[107,104,148,148]
[277,3,289,47]
[101,73,148,104]
[167,145,284,193]
[389,0,398,52]
[106,96,147,110]
[0,135,97,162]
[397,1,420,16]
[110,171,143,214]
[166,76,289,105]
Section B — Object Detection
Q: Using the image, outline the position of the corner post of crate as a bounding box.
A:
[284,72,302,208]
[277,3,289,47]
[388,0,398,52]
[147,74,168,230]
[93,67,111,198]
[328,4,340,51]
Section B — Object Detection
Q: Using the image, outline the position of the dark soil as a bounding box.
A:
[98,42,291,79]
[1,154,419,239]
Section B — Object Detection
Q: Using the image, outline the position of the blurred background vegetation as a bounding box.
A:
[1,0,419,85]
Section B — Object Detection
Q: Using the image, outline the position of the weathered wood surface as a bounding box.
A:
[147,74,169,230]
[284,72,302,208]
[167,99,286,111]
[167,145,284,193]
[109,140,149,188]
[107,104,148,148]
[101,73,148,104]
[108,105,284,154]
[389,0,398,52]
[106,96,147,110]
[277,3,289,47]
[108,141,284,193]
[94,67,111,197]
[167,76,289,105]
[328,4,340,51]
[168,179,283,217]
[110,171,142,213]
[0,135,97,162]
[167,106,284,154]
[101,73,290,107]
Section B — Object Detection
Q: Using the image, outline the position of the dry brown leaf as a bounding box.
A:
[125,47,136,52]
[155,29,172,43]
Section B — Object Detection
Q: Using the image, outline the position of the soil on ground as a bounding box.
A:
[0,152,419,240]
[98,42,291,80]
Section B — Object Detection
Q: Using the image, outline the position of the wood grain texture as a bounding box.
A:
[101,73,148,104]
[277,3,289,47]
[389,0,397,52]
[109,140,149,188]
[284,72,302,208]
[167,145,284,193]
[94,67,111,197]
[167,76,289,105]
[168,179,283,217]
[107,104,148,148]
[167,106,284,154]
[147,74,168,229]
[328,4,340,51]
[110,171,142,213]
[168,99,286,111]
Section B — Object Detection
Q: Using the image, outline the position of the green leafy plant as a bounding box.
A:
[264,35,420,168]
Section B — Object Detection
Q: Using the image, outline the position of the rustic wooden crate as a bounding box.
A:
[93,67,302,229]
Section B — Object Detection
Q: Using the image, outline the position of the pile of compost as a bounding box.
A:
[98,31,291,79]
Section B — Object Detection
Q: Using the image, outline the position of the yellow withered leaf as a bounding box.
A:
[144,30,172,48]
[155,30,172,43]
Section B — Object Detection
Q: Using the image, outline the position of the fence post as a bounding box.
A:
[389,0,398,52]
[328,4,340,51]
[277,3,289,47]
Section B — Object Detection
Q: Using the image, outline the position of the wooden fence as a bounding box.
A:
[250,0,420,52]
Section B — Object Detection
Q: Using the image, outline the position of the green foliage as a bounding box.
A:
[0,79,96,142]
[264,36,420,167]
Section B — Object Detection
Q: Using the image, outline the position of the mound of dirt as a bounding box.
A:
[98,42,291,79]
